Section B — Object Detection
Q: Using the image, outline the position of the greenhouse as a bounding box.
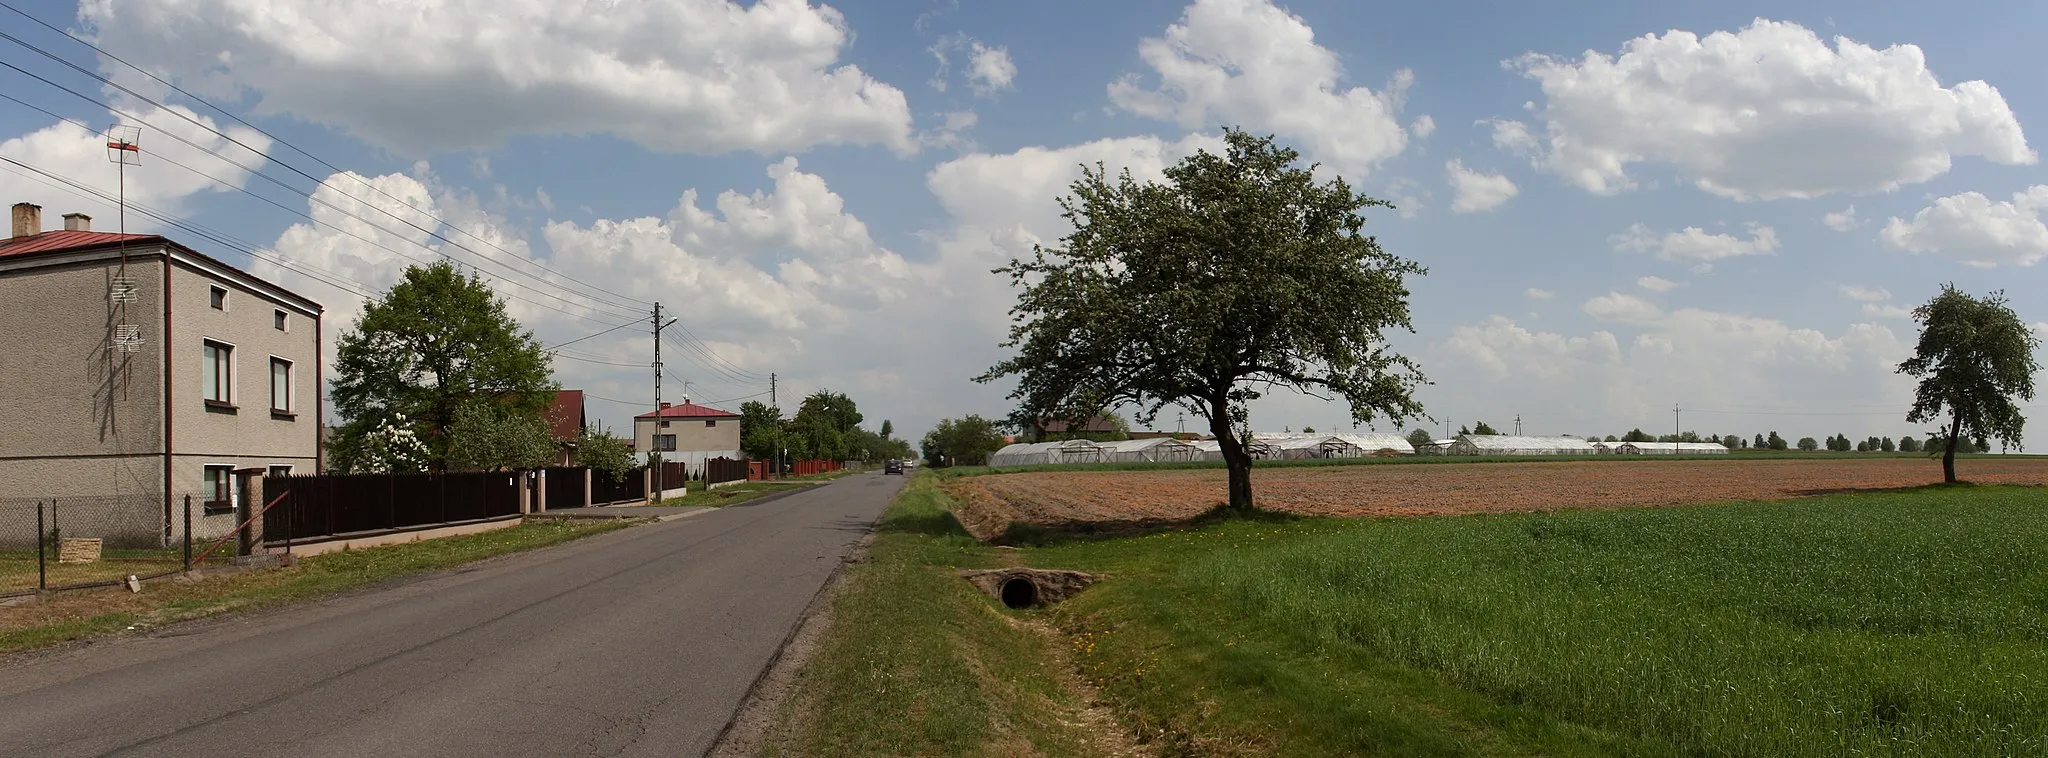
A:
[987,438,1111,466]
[1102,437,1201,463]
[1188,438,1276,461]
[1609,441,1732,455]
[1261,435,1363,460]
[1448,434,1598,456]
[1331,433,1417,456]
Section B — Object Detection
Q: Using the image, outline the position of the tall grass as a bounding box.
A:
[1047,485,2048,755]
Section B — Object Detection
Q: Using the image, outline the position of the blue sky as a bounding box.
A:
[3,0,2045,446]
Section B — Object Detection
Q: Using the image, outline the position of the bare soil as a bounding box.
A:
[947,457,2048,540]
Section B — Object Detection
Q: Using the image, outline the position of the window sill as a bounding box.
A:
[201,502,233,515]
[204,400,238,414]
[271,410,297,421]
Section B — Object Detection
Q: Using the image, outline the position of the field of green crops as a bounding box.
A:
[1039,484,2048,756]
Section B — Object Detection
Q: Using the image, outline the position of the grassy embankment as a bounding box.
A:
[0,519,626,654]
[785,474,2048,756]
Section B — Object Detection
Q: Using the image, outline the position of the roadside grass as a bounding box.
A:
[768,473,1108,757]
[2,547,197,595]
[1031,484,2048,756]
[932,451,2037,479]
[0,519,627,655]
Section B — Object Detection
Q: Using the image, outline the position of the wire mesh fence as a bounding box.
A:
[0,493,242,597]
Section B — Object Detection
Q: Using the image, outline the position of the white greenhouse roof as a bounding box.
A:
[1456,434,1598,452]
[1332,433,1416,454]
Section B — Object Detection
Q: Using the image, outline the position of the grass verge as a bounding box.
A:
[767,472,1113,757]
[1033,484,2048,756]
[0,518,627,655]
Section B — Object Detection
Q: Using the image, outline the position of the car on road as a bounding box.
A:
[884,459,905,474]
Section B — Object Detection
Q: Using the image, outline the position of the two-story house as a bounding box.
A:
[0,203,323,543]
[633,401,742,472]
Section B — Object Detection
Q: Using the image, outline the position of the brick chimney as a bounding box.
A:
[659,402,671,410]
[62,213,91,232]
[9,203,40,239]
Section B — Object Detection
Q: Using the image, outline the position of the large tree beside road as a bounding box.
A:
[330,262,556,471]
[1897,285,2040,483]
[979,128,1427,511]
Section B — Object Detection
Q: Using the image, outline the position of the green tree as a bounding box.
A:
[977,129,1425,511]
[1754,433,1766,449]
[1898,435,1921,453]
[331,262,555,469]
[1767,431,1788,450]
[1721,434,1739,449]
[922,415,1007,467]
[1855,440,1870,452]
[446,399,556,471]
[1797,437,1819,451]
[1898,285,2042,483]
[1471,421,1500,436]
[1623,428,1655,443]
[1457,425,1471,436]
[738,401,784,460]
[1301,425,1316,434]
[879,419,894,439]
[575,424,635,483]
[790,390,863,460]
[1881,436,1896,452]
[1609,435,1623,443]
[1406,429,1434,449]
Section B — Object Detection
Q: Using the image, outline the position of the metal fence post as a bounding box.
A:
[182,495,192,572]
[37,500,47,591]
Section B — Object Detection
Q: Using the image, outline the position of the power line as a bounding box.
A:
[0,32,645,319]
[660,330,766,387]
[543,319,644,351]
[670,322,771,380]
[0,93,631,327]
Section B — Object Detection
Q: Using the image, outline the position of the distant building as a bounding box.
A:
[632,401,741,470]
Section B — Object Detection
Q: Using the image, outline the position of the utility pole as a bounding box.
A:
[1674,403,1681,454]
[1515,414,1522,436]
[650,304,677,498]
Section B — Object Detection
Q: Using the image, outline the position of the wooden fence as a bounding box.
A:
[590,466,647,505]
[262,471,522,543]
[704,457,748,485]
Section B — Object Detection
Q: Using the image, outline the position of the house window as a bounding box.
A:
[656,434,677,452]
[704,419,717,428]
[209,286,228,310]
[274,309,287,331]
[203,465,234,513]
[269,357,293,415]
[202,340,234,407]
[268,465,293,479]
[659,420,671,428]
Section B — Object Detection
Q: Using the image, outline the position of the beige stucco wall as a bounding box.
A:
[0,254,166,501]
[633,415,741,454]
[167,258,321,485]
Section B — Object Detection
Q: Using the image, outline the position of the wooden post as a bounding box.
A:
[583,468,593,508]
[518,471,532,515]
[536,469,548,513]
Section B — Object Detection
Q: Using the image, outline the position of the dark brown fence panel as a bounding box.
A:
[704,457,748,485]
[542,467,588,510]
[263,471,525,543]
[590,466,647,505]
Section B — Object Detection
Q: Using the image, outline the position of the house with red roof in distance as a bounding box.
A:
[0,203,322,545]
[633,400,741,472]
[544,389,586,466]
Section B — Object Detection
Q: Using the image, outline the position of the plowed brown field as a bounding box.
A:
[945,457,2048,540]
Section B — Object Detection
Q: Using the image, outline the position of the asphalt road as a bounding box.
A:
[0,472,905,757]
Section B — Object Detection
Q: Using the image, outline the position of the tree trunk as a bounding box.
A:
[1206,399,1254,512]
[1943,414,1962,484]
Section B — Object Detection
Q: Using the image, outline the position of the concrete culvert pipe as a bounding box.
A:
[959,568,1100,607]
[999,576,1039,609]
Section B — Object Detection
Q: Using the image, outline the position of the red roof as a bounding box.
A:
[635,402,741,420]
[545,390,585,442]
[0,230,163,258]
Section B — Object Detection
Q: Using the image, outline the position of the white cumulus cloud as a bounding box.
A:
[1611,223,1781,264]
[1108,0,1412,176]
[1880,185,2048,268]
[0,105,272,227]
[1837,284,1892,302]
[1582,292,1664,323]
[83,0,917,156]
[1508,18,2034,199]
[1411,115,1436,139]
[1524,287,1554,300]
[1446,160,1518,213]
[1823,206,1862,232]
[931,34,1016,96]
[1636,276,1679,292]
